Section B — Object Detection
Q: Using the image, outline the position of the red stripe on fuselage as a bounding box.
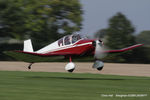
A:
[45,39,95,55]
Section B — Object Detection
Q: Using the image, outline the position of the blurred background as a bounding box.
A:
[0,0,150,63]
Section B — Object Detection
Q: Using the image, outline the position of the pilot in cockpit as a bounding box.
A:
[72,34,81,44]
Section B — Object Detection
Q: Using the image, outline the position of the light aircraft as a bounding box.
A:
[4,34,143,72]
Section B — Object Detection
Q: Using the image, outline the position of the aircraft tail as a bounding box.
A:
[23,39,34,52]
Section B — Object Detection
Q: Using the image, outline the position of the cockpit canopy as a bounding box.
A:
[58,34,82,46]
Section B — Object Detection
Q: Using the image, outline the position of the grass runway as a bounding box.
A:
[0,71,150,100]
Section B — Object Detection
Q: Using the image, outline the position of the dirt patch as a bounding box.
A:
[0,61,150,77]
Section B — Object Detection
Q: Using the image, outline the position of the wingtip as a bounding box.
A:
[136,44,144,47]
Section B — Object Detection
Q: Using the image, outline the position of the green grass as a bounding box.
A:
[0,71,150,100]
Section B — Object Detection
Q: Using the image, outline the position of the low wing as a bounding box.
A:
[14,50,76,56]
[104,44,143,53]
[4,44,143,62]
[3,51,69,63]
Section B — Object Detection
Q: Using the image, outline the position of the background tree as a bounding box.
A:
[96,12,137,62]
[136,30,150,46]
[0,0,83,46]
[105,12,136,49]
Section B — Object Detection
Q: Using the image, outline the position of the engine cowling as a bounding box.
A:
[92,60,104,71]
[65,62,75,72]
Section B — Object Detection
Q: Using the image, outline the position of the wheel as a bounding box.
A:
[65,62,76,72]
[97,66,103,71]
[68,68,75,72]
[28,66,31,69]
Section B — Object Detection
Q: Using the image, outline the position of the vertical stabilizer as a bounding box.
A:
[23,39,34,52]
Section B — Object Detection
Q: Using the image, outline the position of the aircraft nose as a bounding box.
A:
[92,40,103,47]
[99,39,104,45]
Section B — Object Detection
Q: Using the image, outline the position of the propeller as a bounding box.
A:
[94,40,107,59]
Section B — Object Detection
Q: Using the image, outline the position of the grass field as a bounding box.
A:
[0,71,150,100]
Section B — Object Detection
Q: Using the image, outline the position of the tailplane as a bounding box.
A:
[23,39,34,52]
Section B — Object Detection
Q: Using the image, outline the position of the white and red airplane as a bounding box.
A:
[4,34,143,72]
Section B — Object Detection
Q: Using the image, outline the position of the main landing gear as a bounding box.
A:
[92,60,104,71]
[65,56,76,72]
